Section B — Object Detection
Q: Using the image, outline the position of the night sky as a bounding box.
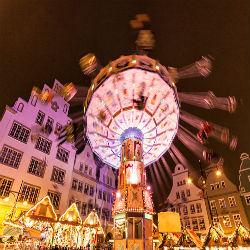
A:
[0,1,249,208]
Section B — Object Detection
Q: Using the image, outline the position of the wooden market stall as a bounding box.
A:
[54,203,83,247]
[177,229,203,249]
[19,196,57,247]
[203,225,228,249]
[82,209,105,248]
[229,224,250,248]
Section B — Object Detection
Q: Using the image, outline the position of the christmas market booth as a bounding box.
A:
[158,232,179,250]
[82,209,105,248]
[20,196,57,247]
[203,225,228,249]
[54,203,83,247]
[229,224,250,248]
[177,229,203,249]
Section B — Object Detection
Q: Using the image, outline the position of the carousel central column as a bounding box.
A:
[113,128,154,250]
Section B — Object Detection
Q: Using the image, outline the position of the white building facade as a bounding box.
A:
[167,164,210,236]
[68,144,115,234]
[0,80,76,233]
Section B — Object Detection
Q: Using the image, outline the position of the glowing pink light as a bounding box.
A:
[116,192,121,198]
[146,186,151,191]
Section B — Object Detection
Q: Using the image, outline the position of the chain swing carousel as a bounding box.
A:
[80,17,212,250]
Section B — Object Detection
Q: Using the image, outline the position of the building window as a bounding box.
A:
[35,136,52,154]
[78,181,83,192]
[190,204,195,214]
[110,178,112,187]
[219,198,226,209]
[87,152,90,157]
[192,219,198,231]
[0,176,13,197]
[89,186,94,196]
[56,147,69,163]
[31,95,38,106]
[45,117,54,134]
[107,176,109,185]
[186,189,190,197]
[199,218,206,230]
[210,184,215,190]
[223,215,232,227]
[181,190,185,199]
[233,214,242,227]
[84,184,89,195]
[221,181,226,188]
[76,200,81,211]
[213,217,219,227]
[177,182,179,187]
[88,203,93,214]
[183,205,188,215]
[89,168,92,176]
[0,145,23,169]
[215,182,220,189]
[196,203,202,213]
[98,190,102,199]
[84,164,88,174]
[17,103,24,112]
[63,104,68,114]
[79,162,83,172]
[18,183,40,204]
[54,123,62,136]
[28,157,46,177]
[228,196,236,207]
[9,121,30,143]
[36,111,45,125]
[185,220,190,229]
[81,203,87,216]
[210,200,216,210]
[48,190,61,210]
[103,191,107,201]
[245,195,250,205]
[51,167,65,185]
[103,175,106,184]
[176,206,181,214]
[107,193,111,203]
[176,192,180,199]
[72,179,78,190]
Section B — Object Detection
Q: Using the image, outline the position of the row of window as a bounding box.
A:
[210,196,237,210]
[98,189,113,204]
[79,163,93,176]
[0,144,69,174]
[213,214,242,228]
[210,181,226,190]
[176,189,191,200]
[181,217,206,231]
[0,177,61,209]
[71,179,94,196]
[177,179,186,186]
[70,200,113,222]
[172,203,202,215]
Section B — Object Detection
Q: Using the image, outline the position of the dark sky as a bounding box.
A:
[0,0,249,206]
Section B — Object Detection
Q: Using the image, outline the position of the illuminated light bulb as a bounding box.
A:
[68,217,73,222]
[216,170,221,176]
[4,197,9,202]
[187,178,192,184]
[23,201,28,206]
[109,66,112,71]
[116,192,121,198]
[155,65,159,70]
[91,84,94,90]
[132,59,136,64]
[147,186,151,191]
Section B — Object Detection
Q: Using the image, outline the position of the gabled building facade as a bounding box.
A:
[239,153,250,224]
[0,80,76,233]
[205,162,250,235]
[68,144,115,234]
[166,164,210,236]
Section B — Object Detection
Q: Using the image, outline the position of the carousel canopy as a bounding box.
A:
[83,210,105,235]
[85,55,179,168]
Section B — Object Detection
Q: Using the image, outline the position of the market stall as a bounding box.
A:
[229,224,250,248]
[177,229,203,249]
[82,209,105,249]
[20,196,57,247]
[55,203,82,247]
